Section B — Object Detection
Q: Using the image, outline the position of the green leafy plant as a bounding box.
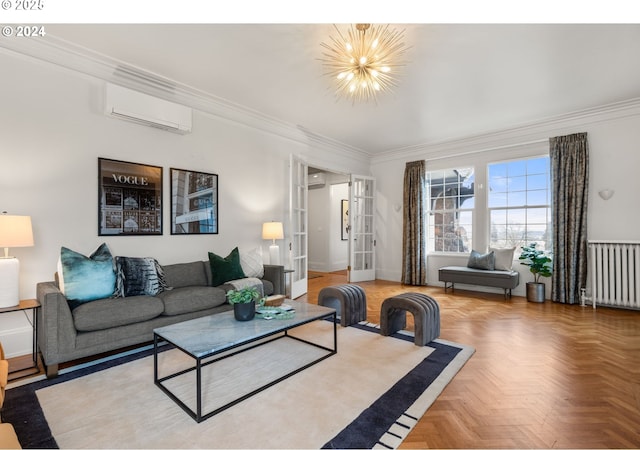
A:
[226,286,261,304]
[518,242,553,283]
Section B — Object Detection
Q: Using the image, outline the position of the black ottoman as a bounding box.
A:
[380,293,440,346]
[318,284,367,327]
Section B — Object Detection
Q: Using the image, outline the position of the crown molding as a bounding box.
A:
[371,97,640,164]
[0,34,370,165]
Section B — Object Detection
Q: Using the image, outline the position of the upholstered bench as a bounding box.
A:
[317,284,367,327]
[438,266,519,299]
[380,293,440,346]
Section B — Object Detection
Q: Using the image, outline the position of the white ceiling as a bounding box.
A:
[44,23,640,155]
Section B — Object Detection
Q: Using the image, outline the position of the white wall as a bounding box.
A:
[0,51,368,357]
[308,175,348,272]
[371,103,640,298]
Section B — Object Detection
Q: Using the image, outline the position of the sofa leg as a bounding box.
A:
[45,363,59,379]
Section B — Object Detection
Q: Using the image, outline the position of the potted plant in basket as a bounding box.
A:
[226,286,261,321]
[519,242,553,303]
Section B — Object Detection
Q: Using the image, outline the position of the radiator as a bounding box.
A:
[585,241,640,309]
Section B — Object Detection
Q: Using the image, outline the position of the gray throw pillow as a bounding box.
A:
[467,250,495,270]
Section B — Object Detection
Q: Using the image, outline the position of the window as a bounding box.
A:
[488,156,551,253]
[427,167,474,252]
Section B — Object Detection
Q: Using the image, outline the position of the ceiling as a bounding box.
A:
[43,23,640,155]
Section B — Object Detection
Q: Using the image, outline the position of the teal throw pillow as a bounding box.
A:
[115,256,167,297]
[467,250,495,270]
[208,247,246,287]
[58,243,116,302]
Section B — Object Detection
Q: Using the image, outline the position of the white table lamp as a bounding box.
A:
[0,213,34,308]
[262,221,284,265]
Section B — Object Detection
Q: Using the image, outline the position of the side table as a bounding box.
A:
[284,269,294,298]
[0,299,40,378]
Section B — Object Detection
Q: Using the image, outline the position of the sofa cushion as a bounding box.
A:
[115,256,167,297]
[467,250,495,270]
[157,286,227,316]
[72,296,164,332]
[162,261,209,288]
[57,243,116,303]
[208,247,246,287]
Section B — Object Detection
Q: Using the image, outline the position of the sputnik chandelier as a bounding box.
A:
[320,23,408,103]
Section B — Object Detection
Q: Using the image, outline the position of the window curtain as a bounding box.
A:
[550,132,589,304]
[401,160,427,285]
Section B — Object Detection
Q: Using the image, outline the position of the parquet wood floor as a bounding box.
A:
[303,270,640,449]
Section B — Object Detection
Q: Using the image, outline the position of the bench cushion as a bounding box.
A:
[439,266,519,289]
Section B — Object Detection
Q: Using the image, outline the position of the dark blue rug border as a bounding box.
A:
[3,345,162,449]
[4,325,463,449]
[323,324,462,448]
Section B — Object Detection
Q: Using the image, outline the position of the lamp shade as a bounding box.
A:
[262,222,284,241]
[0,214,34,251]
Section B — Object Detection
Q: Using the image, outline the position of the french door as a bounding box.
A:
[288,155,308,298]
[348,174,376,282]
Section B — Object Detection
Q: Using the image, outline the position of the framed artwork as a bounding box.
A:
[98,158,162,236]
[170,168,219,235]
[341,199,349,241]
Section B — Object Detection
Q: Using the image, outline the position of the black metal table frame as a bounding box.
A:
[0,299,40,379]
[153,310,337,423]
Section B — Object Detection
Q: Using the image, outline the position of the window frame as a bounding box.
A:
[425,167,475,254]
[487,155,552,255]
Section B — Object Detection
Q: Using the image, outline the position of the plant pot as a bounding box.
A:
[526,282,545,303]
[233,300,256,321]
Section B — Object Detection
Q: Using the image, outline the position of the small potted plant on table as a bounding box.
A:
[519,242,553,303]
[226,286,261,321]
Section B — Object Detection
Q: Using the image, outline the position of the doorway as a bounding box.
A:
[307,167,349,275]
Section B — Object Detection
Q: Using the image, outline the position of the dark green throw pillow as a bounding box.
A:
[208,247,246,287]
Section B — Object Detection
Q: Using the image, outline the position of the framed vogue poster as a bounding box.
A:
[170,168,219,234]
[98,158,163,236]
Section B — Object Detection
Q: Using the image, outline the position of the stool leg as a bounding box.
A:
[385,308,407,336]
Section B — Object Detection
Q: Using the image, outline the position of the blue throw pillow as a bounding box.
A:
[467,250,495,270]
[58,243,116,302]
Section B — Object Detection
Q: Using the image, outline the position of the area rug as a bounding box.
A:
[5,320,474,449]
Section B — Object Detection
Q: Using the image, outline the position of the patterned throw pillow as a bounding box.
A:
[208,247,246,287]
[57,243,116,302]
[115,256,166,297]
[239,247,264,279]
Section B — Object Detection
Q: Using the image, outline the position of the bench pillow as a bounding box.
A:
[490,247,516,271]
[467,250,495,270]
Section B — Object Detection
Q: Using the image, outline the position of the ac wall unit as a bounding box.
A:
[308,172,326,189]
[104,83,192,134]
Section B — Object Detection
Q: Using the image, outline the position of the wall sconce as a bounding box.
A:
[262,221,284,265]
[598,189,614,201]
[0,212,34,307]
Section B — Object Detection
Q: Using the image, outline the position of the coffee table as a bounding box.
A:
[153,300,337,422]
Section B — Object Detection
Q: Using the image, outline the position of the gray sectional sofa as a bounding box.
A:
[36,260,285,378]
